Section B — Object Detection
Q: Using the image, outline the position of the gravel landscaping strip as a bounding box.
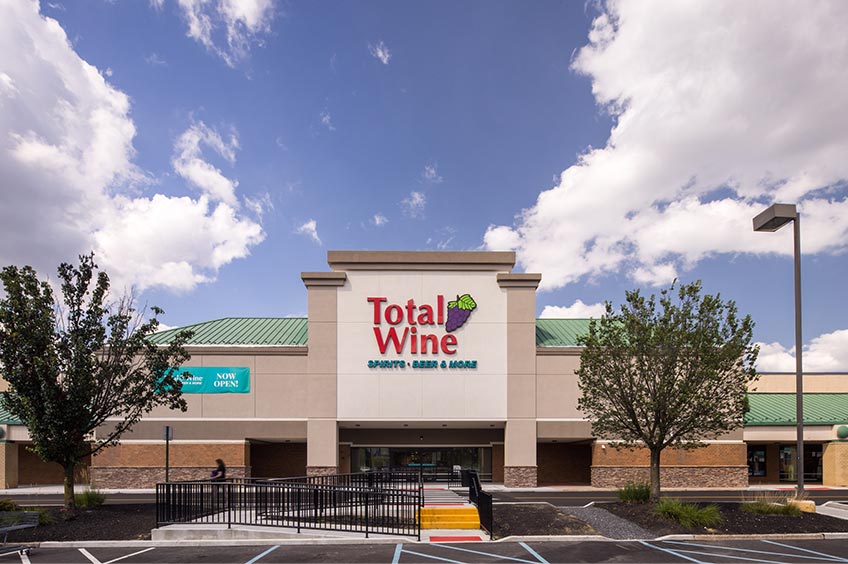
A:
[559,505,654,540]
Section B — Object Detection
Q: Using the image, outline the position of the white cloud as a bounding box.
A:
[172,121,240,206]
[368,40,391,65]
[484,1,848,291]
[757,329,848,372]
[296,219,321,244]
[422,163,443,184]
[144,52,167,66]
[401,191,426,218]
[0,1,264,293]
[174,0,275,67]
[372,213,388,227]
[540,299,606,319]
[319,111,335,131]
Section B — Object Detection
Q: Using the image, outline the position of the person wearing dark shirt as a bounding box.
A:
[211,459,226,482]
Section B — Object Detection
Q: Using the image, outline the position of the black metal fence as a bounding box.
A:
[464,469,493,539]
[156,472,422,540]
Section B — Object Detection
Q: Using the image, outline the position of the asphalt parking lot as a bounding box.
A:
[7,539,848,564]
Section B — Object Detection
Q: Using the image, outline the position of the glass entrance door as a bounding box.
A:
[778,444,823,483]
[351,446,492,480]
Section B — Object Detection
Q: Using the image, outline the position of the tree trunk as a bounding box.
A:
[649,447,662,501]
[63,464,76,510]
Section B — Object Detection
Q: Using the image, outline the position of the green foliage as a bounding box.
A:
[37,508,53,526]
[0,254,194,509]
[742,501,801,516]
[617,482,651,503]
[576,280,758,498]
[74,489,106,508]
[0,499,19,511]
[655,498,723,529]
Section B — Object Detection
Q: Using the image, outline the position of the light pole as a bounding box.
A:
[752,203,804,494]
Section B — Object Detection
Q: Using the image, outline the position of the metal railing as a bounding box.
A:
[465,469,493,539]
[156,472,422,540]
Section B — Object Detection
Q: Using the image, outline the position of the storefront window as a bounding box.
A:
[351,446,491,479]
[747,445,766,477]
[778,444,823,483]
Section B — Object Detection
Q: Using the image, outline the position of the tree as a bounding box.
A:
[0,254,193,509]
[576,280,758,500]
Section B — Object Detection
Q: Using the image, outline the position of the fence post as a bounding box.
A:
[227,482,232,529]
[297,486,301,534]
[364,491,369,539]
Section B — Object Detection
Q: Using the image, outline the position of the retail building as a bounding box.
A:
[1,251,846,488]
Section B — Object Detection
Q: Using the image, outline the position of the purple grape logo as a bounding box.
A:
[445,293,477,332]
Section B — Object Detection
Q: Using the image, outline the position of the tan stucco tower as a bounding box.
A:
[302,251,541,487]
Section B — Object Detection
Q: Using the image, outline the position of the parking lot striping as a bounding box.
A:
[15,552,31,564]
[662,540,845,562]
[426,543,544,564]
[395,548,467,564]
[78,547,156,564]
[518,542,550,564]
[245,545,280,564]
[649,545,802,564]
[641,542,708,564]
[760,541,848,563]
[392,543,403,564]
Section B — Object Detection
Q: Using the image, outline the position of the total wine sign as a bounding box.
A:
[367,293,479,370]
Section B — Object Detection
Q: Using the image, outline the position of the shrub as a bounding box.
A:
[617,482,651,503]
[36,507,53,526]
[742,501,802,516]
[655,498,723,529]
[0,499,19,511]
[74,489,106,508]
[21,506,54,526]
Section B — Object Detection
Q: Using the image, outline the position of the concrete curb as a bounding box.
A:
[28,530,848,548]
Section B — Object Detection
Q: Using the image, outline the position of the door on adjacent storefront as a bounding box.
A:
[778,444,823,483]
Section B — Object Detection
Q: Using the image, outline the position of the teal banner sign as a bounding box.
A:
[175,367,250,394]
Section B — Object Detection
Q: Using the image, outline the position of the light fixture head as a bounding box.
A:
[753,203,797,232]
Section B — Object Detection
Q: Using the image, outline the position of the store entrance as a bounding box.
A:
[778,443,823,483]
[351,446,492,481]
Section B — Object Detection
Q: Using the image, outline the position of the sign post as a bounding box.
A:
[163,426,173,482]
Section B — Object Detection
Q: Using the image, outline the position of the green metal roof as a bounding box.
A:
[535,318,591,347]
[745,393,848,426]
[0,405,22,425]
[149,317,590,347]
[148,317,308,346]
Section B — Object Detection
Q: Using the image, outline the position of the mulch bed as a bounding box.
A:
[493,503,596,540]
[5,502,848,542]
[604,502,848,536]
[6,505,156,542]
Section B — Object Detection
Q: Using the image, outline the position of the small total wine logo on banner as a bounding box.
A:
[366,293,478,369]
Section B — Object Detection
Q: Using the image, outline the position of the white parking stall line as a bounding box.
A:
[519,542,550,564]
[432,543,541,564]
[79,549,101,564]
[245,545,279,564]
[396,548,466,564]
[78,548,156,564]
[760,540,848,563]
[640,542,708,564]
[103,548,156,564]
[18,552,30,564]
[663,540,843,562]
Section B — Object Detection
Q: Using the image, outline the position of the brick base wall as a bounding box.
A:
[504,466,537,487]
[591,465,748,488]
[91,466,248,488]
[306,466,337,477]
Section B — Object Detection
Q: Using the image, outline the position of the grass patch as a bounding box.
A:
[617,482,651,503]
[0,499,20,511]
[655,498,723,529]
[74,489,106,508]
[742,501,802,516]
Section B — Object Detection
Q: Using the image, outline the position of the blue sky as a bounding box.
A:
[1,1,847,371]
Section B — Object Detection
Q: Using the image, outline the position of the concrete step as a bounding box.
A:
[419,507,480,530]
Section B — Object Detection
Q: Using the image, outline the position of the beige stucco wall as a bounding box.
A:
[535,350,582,420]
[335,270,509,421]
[752,373,848,393]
